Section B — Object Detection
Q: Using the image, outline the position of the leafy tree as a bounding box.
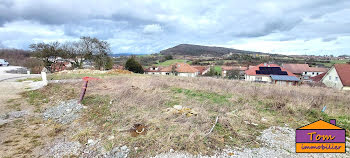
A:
[105,57,114,70]
[171,64,178,76]
[164,55,173,60]
[125,57,144,73]
[204,67,220,77]
[226,70,240,79]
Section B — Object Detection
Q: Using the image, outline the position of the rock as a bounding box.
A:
[105,146,129,158]
[43,99,83,124]
[251,122,258,126]
[7,110,28,118]
[108,135,115,140]
[88,139,95,145]
[120,145,128,151]
[173,105,183,110]
[0,119,8,126]
[0,114,8,120]
[43,140,81,158]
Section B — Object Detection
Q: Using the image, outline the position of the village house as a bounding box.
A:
[192,65,210,75]
[221,66,248,79]
[50,59,73,72]
[282,64,328,82]
[144,66,164,75]
[144,63,199,77]
[321,64,350,90]
[310,73,326,83]
[245,63,300,86]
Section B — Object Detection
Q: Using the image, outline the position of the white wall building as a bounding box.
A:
[321,64,350,90]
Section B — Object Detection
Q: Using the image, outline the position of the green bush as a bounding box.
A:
[125,57,144,73]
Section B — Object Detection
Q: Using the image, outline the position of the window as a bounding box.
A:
[329,76,332,80]
[317,72,319,75]
[335,77,338,81]
[312,72,314,75]
[305,72,307,75]
[166,73,170,75]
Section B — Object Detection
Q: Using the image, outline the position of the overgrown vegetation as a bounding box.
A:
[19,74,350,156]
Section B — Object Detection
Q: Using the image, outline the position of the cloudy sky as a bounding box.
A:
[1,0,350,56]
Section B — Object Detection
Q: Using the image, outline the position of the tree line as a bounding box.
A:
[30,36,113,71]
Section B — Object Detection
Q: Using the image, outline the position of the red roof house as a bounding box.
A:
[245,63,299,85]
[321,64,350,90]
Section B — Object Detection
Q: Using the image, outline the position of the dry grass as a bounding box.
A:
[26,74,350,156]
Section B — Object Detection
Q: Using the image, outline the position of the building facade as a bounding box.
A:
[321,64,350,90]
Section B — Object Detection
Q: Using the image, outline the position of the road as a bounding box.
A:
[0,66,40,82]
[0,66,41,114]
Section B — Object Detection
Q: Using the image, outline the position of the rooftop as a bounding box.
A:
[334,64,350,86]
[270,75,300,82]
[245,63,295,76]
[161,63,199,73]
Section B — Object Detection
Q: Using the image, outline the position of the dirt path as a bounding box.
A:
[0,66,50,157]
[0,66,40,115]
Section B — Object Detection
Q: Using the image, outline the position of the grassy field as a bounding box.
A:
[23,73,350,157]
[155,59,190,66]
[214,66,222,75]
[316,59,350,67]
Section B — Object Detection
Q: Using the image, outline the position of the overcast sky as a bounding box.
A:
[1,0,350,56]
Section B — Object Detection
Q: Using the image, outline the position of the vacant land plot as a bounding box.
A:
[6,73,348,157]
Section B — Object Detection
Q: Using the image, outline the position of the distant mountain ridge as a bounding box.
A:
[110,53,145,57]
[160,44,266,56]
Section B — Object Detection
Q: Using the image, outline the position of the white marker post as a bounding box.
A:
[41,71,47,83]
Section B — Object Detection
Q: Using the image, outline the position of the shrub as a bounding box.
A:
[125,57,144,73]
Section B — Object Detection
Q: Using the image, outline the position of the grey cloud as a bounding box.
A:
[1,0,350,55]
[322,37,337,42]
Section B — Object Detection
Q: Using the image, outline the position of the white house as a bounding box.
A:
[144,66,164,75]
[282,64,328,82]
[144,63,199,77]
[245,63,299,85]
[321,64,350,90]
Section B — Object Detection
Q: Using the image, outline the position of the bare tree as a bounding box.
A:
[30,41,63,67]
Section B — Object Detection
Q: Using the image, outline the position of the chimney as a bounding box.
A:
[329,119,336,125]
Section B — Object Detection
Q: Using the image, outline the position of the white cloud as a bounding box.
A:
[143,24,163,34]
